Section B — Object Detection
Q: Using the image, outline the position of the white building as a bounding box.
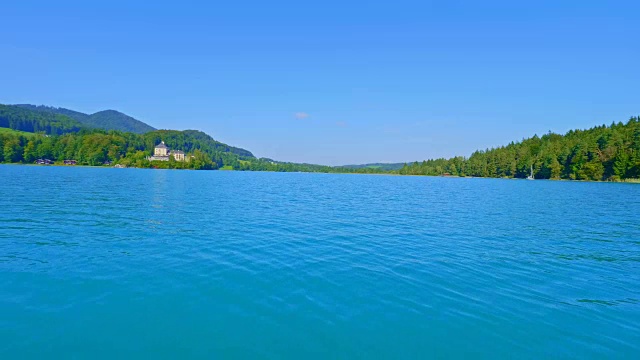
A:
[147,141,187,162]
[155,141,168,156]
[172,150,185,161]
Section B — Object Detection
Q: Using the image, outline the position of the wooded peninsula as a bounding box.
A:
[1,104,639,181]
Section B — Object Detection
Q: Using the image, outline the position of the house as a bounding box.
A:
[148,141,170,161]
[35,159,53,165]
[172,150,185,161]
[64,160,77,165]
[147,141,187,162]
[155,141,169,157]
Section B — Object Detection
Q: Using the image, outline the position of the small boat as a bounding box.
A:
[527,165,534,180]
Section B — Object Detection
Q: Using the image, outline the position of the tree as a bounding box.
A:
[23,140,37,163]
[539,155,562,179]
[3,138,23,163]
[582,160,605,181]
[613,151,630,178]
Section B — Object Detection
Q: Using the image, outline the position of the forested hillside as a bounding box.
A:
[0,104,83,134]
[16,104,156,134]
[0,127,254,168]
[2,103,638,180]
[155,130,254,158]
[400,117,640,181]
[0,126,383,173]
[0,103,259,168]
[0,103,385,173]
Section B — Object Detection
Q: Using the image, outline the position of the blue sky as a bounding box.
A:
[1,0,639,165]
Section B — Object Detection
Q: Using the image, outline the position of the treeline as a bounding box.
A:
[5,99,638,180]
[16,105,157,134]
[0,128,252,170]
[0,104,83,135]
[154,130,254,158]
[0,127,385,173]
[0,104,255,157]
[399,116,640,181]
[232,161,386,174]
[0,103,381,173]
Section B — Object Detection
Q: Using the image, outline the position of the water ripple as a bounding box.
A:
[0,166,639,358]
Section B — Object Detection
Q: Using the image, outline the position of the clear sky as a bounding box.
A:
[1,1,639,165]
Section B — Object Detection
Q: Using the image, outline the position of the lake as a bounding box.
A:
[1,165,639,358]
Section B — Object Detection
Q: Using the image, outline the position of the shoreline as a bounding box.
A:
[1,163,638,183]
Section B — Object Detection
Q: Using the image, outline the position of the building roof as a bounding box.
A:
[155,141,168,149]
[172,150,185,154]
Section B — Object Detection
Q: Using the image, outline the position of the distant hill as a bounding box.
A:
[338,163,406,171]
[15,104,156,134]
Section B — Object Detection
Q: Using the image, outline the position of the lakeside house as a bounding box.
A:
[64,160,77,165]
[148,141,169,161]
[147,141,188,162]
[35,159,53,165]
[172,150,185,161]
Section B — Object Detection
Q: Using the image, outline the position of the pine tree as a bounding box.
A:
[613,151,629,179]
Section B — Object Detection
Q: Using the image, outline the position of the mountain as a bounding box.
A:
[338,163,406,171]
[15,104,156,134]
[84,110,156,134]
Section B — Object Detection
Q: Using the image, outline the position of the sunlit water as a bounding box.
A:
[1,165,639,358]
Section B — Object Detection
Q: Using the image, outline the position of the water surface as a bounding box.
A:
[1,165,639,358]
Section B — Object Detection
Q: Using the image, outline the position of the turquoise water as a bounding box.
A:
[1,165,639,358]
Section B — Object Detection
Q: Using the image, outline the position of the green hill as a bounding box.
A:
[15,104,156,134]
[146,129,254,158]
[0,127,35,136]
[0,104,83,134]
[338,163,406,171]
[0,103,256,163]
